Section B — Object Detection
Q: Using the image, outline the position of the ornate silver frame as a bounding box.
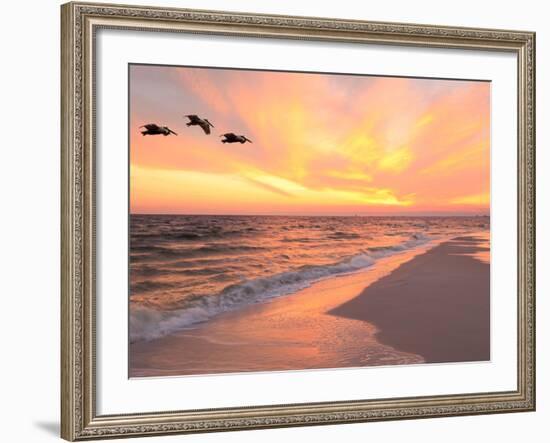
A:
[61,2,536,440]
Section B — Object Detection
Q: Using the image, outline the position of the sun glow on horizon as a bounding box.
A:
[130,66,490,216]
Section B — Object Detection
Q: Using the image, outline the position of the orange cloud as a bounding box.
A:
[130,65,490,215]
[450,192,490,206]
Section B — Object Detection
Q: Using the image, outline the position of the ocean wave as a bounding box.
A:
[129,233,432,343]
[131,243,266,259]
[131,227,258,243]
[327,231,361,240]
[281,237,318,243]
[131,280,178,294]
[367,233,430,257]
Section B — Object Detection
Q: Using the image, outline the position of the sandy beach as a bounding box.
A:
[130,234,489,377]
[329,235,490,363]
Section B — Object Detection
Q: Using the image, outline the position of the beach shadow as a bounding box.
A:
[33,420,59,436]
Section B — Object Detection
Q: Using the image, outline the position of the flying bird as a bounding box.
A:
[184,115,215,135]
[220,133,253,144]
[140,123,177,136]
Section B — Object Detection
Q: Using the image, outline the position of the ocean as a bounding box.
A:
[129,215,489,344]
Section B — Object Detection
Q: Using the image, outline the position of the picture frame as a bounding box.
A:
[61,1,536,440]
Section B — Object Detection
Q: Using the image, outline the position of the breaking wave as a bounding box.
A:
[129,233,432,343]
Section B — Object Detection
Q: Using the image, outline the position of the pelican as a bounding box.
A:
[139,123,177,136]
[184,114,214,135]
[220,133,252,144]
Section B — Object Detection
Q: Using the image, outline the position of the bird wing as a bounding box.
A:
[185,114,198,121]
[143,123,159,130]
[199,122,211,134]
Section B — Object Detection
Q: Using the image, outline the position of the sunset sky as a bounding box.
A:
[130,64,490,216]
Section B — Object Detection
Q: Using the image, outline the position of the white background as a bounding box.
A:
[0,0,547,442]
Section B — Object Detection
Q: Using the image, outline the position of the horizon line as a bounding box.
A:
[130,212,490,217]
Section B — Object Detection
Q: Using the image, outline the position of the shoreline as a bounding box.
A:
[329,235,490,363]
[130,234,489,377]
[130,244,432,377]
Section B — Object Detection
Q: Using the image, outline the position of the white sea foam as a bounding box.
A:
[130,233,432,343]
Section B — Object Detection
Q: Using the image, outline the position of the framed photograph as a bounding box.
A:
[61,1,536,440]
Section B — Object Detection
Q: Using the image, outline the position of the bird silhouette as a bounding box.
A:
[220,133,252,144]
[184,115,215,135]
[140,123,177,136]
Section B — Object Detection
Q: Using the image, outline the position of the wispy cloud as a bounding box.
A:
[242,176,295,198]
[130,65,490,215]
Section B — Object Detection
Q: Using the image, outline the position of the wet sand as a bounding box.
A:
[130,247,430,377]
[130,235,489,377]
[329,236,490,363]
